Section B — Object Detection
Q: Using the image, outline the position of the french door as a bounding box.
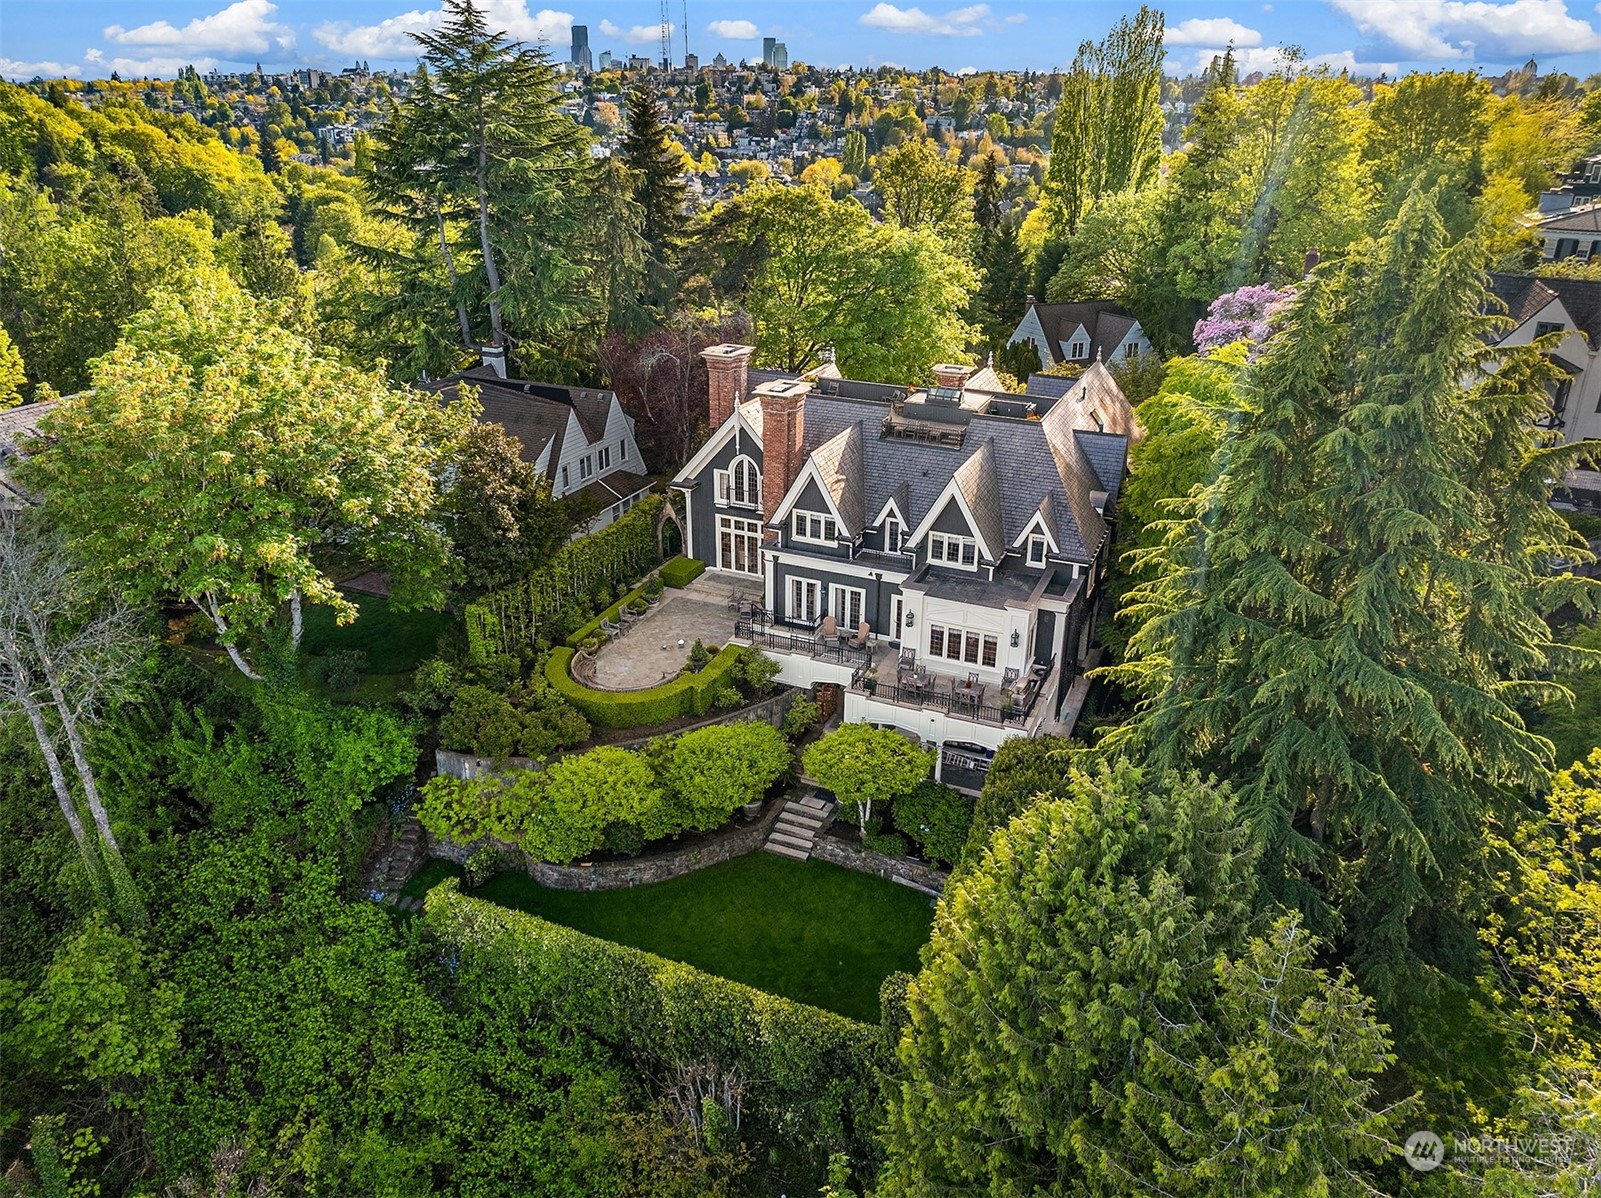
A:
[788,577,820,624]
[830,584,865,632]
[718,516,761,575]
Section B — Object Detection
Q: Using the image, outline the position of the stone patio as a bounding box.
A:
[586,574,760,690]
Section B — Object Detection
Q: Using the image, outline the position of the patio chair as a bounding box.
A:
[966,671,979,687]
[819,614,837,644]
[1001,666,1019,693]
[600,616,621,637]
[847,620,870,650]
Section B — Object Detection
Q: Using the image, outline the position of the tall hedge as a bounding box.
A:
[425,881,884,1187]
[466,494,664,657]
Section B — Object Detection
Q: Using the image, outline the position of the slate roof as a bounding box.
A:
[797,389,1123,563]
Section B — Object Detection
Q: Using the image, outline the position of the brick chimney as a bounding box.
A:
[755,378,811,527]
[700,343,755,428]
[933,363,975,391]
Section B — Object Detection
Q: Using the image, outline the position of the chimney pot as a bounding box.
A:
[480,343,508,379]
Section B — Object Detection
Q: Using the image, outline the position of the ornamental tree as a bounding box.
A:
[27,276,472,680]
[802,723,932,834]
[664,722,792,830]
[1191,282,1294,355]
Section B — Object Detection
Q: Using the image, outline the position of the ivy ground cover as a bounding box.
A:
[412,853,934,1021]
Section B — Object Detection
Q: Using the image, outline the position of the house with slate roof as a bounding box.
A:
[1005,297,1152,372]
[424,360,652,534]
[1488,272,1601,446]
[1531,202,1601,264]
[672,345,1138,785]
[0,400,56,512]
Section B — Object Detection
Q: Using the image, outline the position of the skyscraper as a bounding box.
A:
[772,42,789,70]
[762,37,776,67]
[571,25,592,71]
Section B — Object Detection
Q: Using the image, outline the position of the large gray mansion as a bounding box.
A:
[672,344,1139,786]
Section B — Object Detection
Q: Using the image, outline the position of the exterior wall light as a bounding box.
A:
[1010,629,1021,648]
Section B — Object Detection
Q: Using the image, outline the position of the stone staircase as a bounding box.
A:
[763,793,833,860]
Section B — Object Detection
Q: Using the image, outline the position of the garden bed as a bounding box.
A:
[413,852,935,1021]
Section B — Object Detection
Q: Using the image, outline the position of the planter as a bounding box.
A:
[739,800,764,819]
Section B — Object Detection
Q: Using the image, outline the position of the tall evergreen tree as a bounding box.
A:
[1108,187,1600,1000]
[379,0,591,359]
[883,762,1401,1196]
[971,150,1006,261]
[620,81,686,265]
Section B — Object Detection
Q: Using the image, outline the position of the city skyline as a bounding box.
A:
[5,0,1601,81]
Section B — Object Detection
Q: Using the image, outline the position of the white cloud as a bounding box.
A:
[858,3,991,36]
[1329,0,1601,60]
[1164,43,1397,77]
[706,19,759,39]
[105,0,294,54]
[0,57,82,78]
[1167,17,1263,47]
[599,18,673,46]
[1004,12,1028,23]
[315,3,572,59]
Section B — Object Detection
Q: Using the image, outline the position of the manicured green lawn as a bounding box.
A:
[300,593,450,674]
[417,852,935,1022]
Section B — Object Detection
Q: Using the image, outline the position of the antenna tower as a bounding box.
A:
[659,0,671,69]
[682,0,690,64]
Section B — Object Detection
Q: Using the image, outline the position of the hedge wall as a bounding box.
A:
[659,556,706,588]
[425,881,882,1186]
[544,644,745,729]
[566,581,651,650]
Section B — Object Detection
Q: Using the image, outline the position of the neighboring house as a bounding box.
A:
[1531,202,1601,263]
[1488,272,1601,445]
[1007,297,1153,371]
[673,346,1138,788]
[426,359,651,534]
[0,400,55,511]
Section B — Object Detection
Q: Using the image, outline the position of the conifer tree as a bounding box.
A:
[842,129,868,177]
[883,762,1401,1196]
[1108,186,1600,999]
[621,81,687,264]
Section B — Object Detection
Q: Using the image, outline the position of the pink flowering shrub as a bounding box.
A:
[1193,283,1295,355]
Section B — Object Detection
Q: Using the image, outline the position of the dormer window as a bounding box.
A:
[598,445,612,470]
[1535,321,1564,339]
[928,532,978,569]
[1070,339,1087,359]
[1027,535,1048,567]
[792,511,837,543]
[885,517,904,552]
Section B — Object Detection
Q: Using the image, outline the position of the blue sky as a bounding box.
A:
[3,0,1600,80]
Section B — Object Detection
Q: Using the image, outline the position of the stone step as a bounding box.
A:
[796,795,831,811]
[777,811,824,830]
[767,831,816,852]
[763,841,810,860]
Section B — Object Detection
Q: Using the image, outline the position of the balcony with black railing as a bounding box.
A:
[850,655,1057,729]
[733,615,876,667]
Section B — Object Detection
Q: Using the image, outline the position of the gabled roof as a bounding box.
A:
[809,422,865,533]
[1488,272,1601,344]
[0,400,56,508]
[951,439,1005,560]
[1015,300,1144,367]
[425,371,620,469]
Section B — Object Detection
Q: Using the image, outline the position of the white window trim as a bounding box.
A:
[830,583,866,629]
[714,454,762,509]
[717,514,763,575]
[1069,339,1087,359]
[927,622,999,668]
[927,531,979,570]
[787,576,821,622]
[791,510,838,544]
[1027,535,1048,567]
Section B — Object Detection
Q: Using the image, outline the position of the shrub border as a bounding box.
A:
[545,644,745,729]
[566,580,652,649]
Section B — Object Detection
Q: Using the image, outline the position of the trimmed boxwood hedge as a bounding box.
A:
[425,881,881,1183]
[545,643,746,728]
[659,556,706,588]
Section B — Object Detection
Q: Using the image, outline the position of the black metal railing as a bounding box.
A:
[734,618,874,667]
[854,656,1056,729]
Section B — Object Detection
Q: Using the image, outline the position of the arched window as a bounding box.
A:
[720,454,760,508]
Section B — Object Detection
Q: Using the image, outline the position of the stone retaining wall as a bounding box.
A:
[425,797,785,891]
[434,689,799,781]
[810,836,949,897]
